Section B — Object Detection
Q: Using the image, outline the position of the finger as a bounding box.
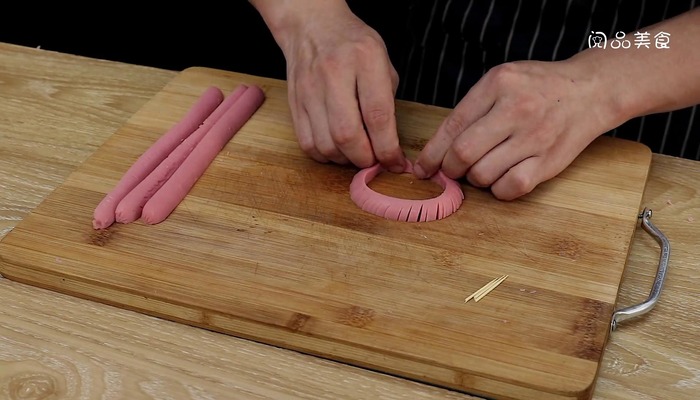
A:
[296,104,329,163]
[390,67,400,95]
[325,74,376,169]
[304,96,349,165]
[465,136,535,188]
[288,82,329,163]
[414,80,497,179]
[490,149,578,201]
[491,132,594,200]
[490,157,544,201]
[439,110,513,179]
[357,62,404,172]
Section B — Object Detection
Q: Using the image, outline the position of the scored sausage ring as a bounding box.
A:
[349,161,464,222]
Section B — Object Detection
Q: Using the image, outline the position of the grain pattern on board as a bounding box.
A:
[0,64,654,400]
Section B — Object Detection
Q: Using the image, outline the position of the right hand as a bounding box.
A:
[253,0,406,172]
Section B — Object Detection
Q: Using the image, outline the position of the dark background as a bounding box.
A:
[1,2,409,81]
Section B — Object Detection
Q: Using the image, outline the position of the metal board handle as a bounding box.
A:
[611,208,671,332]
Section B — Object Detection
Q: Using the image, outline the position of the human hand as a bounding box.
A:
[252,0,405,172]
[413,60,620,200]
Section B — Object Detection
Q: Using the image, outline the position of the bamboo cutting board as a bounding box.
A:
[0,67,652,400]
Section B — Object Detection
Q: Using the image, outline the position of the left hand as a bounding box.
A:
[413,59,618,200]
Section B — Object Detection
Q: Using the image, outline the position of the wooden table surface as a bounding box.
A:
[0,42,698,400]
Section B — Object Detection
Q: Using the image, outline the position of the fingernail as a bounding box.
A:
[413,164,427,179]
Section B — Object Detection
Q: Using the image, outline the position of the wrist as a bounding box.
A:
[249,0,350,53]
[562,49,642,133]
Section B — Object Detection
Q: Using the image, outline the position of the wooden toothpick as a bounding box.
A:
[464,275,508,303]
[464,276,500,303]
[474,275,508,302]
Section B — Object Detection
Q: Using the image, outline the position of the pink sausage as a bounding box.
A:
[92,86,224,229]
[140,85,265,225]
[114,84,250,224]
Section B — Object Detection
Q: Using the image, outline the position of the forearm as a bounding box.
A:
[565,8,700,127]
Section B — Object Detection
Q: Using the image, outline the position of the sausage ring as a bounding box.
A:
[349,161,464,222]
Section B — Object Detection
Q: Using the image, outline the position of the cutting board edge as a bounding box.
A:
[0,250,597,400]
[605,137,654,326]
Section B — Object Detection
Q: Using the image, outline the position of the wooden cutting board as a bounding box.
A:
[0,67,652,400]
